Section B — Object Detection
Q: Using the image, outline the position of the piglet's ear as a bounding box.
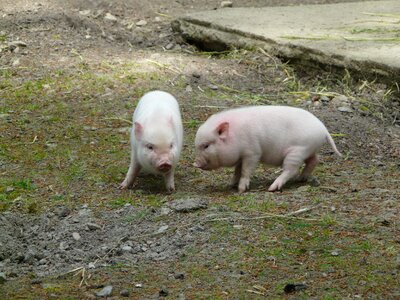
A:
[216,122,229,140]
[134,122,143,140]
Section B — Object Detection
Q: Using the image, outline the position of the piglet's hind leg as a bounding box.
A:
[268,149,306,192]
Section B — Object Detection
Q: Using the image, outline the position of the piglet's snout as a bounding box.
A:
[157,161,172,172]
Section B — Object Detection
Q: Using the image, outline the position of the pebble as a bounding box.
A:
[338,106,353,113]
[165,42,174,50]
[95,285,113,297]
[208,84,219,90]
[59,242,69,251]
[136,20,147,26]
[192,72,201,78]
[0,272,6,284]
[154,17,161,22]
[233,224,243,229]
[331,250,340,256]
[120,289,130,297]
[185,85,193,93]
[72,232,81,241]
[6,186,14,193]
[135,283,143,288]
[155,225,169,234]
[170,198,209,213]
[104,13,117,22]
[331,95,348,107]
[159,287,169,297]
[174,273,185,280]
[86,223,102,231]
[79,10,91,16]
[160,207,172,215]
[122,245,132,252]
[12,58,20,66]
[220,1,233,8]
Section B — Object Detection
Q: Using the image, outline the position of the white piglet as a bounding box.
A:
[194,106,341,193]
[120,91,183,192]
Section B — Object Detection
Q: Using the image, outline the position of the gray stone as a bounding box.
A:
[209,84,219,90]
[165,42,174,50]
[220,1,233,8]
[72,232,81,241]
[160,207,172,215]
[79,10,91,16]
[120,289,130,297]
[185,85,193,93]
[86,223,101,231]
[95,285,113,297]
[104,13,117,22]
[122,245,132,252]
[170,198,209,212]
[136,20,147,26]
[155,225,169,234]
[338,106,353,113]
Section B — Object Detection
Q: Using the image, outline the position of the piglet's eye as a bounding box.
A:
[170,143,174,149]
[203,144,209,150]
[147,144,154,150]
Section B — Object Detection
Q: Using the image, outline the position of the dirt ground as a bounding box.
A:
[1,0,399,299]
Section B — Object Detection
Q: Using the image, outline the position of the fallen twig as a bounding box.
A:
[286,207,315,216]
[206,213,321,223]
[103,117,133,125]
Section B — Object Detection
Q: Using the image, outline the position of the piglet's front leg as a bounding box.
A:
[163,170,175,193]
[237,155,259,193]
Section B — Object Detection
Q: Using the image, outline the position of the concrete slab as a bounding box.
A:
[173,1,400,82]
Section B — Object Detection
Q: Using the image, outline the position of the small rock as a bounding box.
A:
[0,272,6,284]
[120,289,130,297]
[154,17,161,22]
[331,250,340,256]
[122,245,132,252]
[159,287,169,297]
[135,283,143,288]
[208,84,218,90]
[38,258,47,265]
[338,106,353,113]
[72,232,81,241]
[185,85,193,93]
[220,1,233,8]
[59,242,69,251]
[86,223,101,231]
[55,206,70,218]
[165,42,174,50]
[104,13,117,22]
[320,95,330,102]
[170,198,209,213]
[88,262,96,269]
[136,20,147,26]
[331,95,348,106]
[174,273,185,280]
[160,207,172,215]
[6,186,14,193]
[192,72,201,78]
[79,10,91,16]
[155,225,169,234]
[233,224,243,229]
[95,285,113,297]
[12,58,20,66]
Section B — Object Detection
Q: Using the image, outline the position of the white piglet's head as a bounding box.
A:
[194,121,229,170]
[135,118,178,174]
